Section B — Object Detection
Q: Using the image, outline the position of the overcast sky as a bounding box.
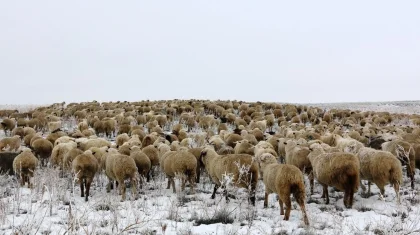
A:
[1,1,419,105]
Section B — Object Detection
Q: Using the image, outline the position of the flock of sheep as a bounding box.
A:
[1,99,420,227]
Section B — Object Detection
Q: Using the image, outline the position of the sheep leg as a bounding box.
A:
[322,185,329,204]
[296,193,310,226]
[378,186,385,201]
[410,170,415,189]
[360,180,366,192]
[249,189,256,206]
[181,177,186,192]
[223,185,229,203]
[119,180,126,202]
[309,172,314,195]
[281,195,291,221]
[195,167,201,184]
[367,182,371,196]
[278,198,284,215]
[138,175,143,190]
[166,178,171,189]
[264,192,269,208]
[106,179,112,193]
[80,178,85,198]
[146,170,151,183]
[27,175,32,188]
[188,176,195,194]
[131,178,138,200]
[394,183,401,204]
[85,178,92,202]
[172,178,177,193]
[211,184,220,199]
[19,173,25,186]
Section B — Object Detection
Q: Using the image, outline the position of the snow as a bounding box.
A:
[1,101,420,234]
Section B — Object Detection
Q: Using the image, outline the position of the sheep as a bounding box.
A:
[346,146,402,203]
[0,151,20,175]
[284,140,314,194]
[54,136,75,146]
[118,142,132,155]
[382,140,415,189]
[116,133,130,147]
[31,138,54,165]
[199,147,258,205]
[72,150,99,201]
[130,146,151,188]
[0,135,21,152]
[307,144,360,208]
[161,149,197,194]
[187,147,205,183]
[142,134,158,148]
[64,148,84,172]
[23,132,37,147]
[11,127,25,139]
[78,119,89,132]
[47,121,62,133]
[332,134,364,153]
[89,146,109,171]
[16,118,27,127]
[127,134,142,147]
[23,127,36,136]
[105,152,138,201]
[78,138,111,151]
[254,141,278,160]
[256,153,309,225]
[217,145,235,155]
[224,133,243,148]
[13,149,38,188]
[82,129,95,137]
[208,135,225,151]
[46,130,67,145]
[234,139,255,155]
[51,141,78,169]
[103,119,116,138]
[1,118,16,136]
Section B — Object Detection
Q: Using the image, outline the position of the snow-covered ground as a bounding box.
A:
[1,101,420,235]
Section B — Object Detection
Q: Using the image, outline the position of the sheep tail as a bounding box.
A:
[291,182,306,205]
[389,165,402,187]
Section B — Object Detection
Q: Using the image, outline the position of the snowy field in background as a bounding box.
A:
[1,101,420,235]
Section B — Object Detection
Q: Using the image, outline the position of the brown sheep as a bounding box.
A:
[0,135,21,152]
[308,144,360,208]
[31,138,53,165]
[105,152,138,201]
[284,140,314,194]
[130,146,151,189]
[11,127,25,139]
[224,133,243,148]
[162,149,197,194]
[347,146,402,203]
[200,147,258,205]
[382,139,416,189]
[188,147,205,183]
[72,150,99,201]
[142,145,159,181]
[13,149,39,188]
[1,118,16,136]
[257,153,309,225]
[116,133,130,147]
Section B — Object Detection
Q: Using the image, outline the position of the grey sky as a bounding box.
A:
[1,1,419,105]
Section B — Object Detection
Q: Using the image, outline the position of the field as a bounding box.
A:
[1,101,420,235]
